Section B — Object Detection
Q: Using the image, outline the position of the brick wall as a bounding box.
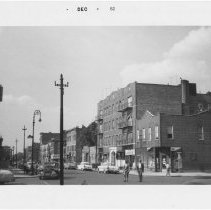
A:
[135,83,182,119]
[136,111,161,148]
[160,111,211,170]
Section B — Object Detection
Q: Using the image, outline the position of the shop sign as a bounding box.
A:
[171,147,181,151]
[51,154,60,159]
[125,149,135,155]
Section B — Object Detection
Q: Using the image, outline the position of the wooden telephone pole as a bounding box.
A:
[55,74,69,185]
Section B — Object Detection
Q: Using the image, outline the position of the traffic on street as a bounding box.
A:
[4,168,211,185]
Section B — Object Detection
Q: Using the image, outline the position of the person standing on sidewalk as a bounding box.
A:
[137,160,143,182]
[123,161,130,182]
[166,162,171,176]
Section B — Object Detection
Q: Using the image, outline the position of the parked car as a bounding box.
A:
[64,162,77,170]
[38,165,60,180]
[98,162,120,174]
[77,162,92,171]
[0,169,15,184]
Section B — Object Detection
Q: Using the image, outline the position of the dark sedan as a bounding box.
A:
[39,165,60,180]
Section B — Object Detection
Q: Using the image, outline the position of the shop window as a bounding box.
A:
[198,126,204,140]
[155,126,159,140]
[167,126,174,139]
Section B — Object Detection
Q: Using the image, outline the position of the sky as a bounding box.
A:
[1,26,211,152]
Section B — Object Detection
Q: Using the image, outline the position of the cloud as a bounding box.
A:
[120,27,211,92]
[4,94,34,105]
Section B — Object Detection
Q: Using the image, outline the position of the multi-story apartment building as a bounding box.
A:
[65,127,85,164]
[39,132,60,163]
[0,137,11,169]
[96,79,211,169]
[25,143,40,163]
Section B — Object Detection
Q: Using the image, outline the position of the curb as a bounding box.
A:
[14,175,39,178]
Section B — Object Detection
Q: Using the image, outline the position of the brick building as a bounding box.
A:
[25,143,40,163]
[39,132,60,163]
[96,79,211,169]
[65,127,85,164]
[0,137,11,169]
[137,109,211,172]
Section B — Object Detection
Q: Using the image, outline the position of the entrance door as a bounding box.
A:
[111,151,115,166]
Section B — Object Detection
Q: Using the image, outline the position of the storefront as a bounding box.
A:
[125,149,135,167]
[140,147,183,172]
[102,147,109,162]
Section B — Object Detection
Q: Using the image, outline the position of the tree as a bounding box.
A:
[78,122,98,147]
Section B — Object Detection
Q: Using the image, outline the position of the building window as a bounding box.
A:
[112,120,115,129]
[155,126,159,139]
[137,130,140,141]
[128,96,132,107]
[148,128,152,141]
[198,126,204,140]
[167,126,174,139]
[142,129,146,141]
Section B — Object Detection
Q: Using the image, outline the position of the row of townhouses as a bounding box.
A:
[39,126,97,165]
[96,79,211,172]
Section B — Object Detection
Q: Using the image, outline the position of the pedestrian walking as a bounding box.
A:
[123,161,130,182]
[137,160,143,182]
[166,162,171,176]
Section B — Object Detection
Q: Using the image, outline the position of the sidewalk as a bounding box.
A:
[129,169,211,177]
[11,168,39,178]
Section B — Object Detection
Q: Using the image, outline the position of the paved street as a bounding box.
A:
[8,169,211,185]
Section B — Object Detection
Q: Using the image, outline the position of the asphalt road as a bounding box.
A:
[8,169,211,185]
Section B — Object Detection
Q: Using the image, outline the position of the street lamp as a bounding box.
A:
[29,110,41,175]
[22,126,27,166]
[12,146,15,166]
[15,139,18,168]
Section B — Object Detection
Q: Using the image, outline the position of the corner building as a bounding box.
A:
[137,109,211,172]
[96,80,211,169]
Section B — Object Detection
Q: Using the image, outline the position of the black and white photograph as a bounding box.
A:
[1,25,211,185]
[1,1,211,209]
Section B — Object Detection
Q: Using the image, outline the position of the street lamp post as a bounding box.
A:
[55,74,69,185]
[15,139,18,168]
[22,126,27,166]
[12,146,14,166]
[31,110,42,175]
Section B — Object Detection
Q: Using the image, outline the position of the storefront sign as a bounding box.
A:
[125,149,135,155]
[51,154,60,159]
[171,147,181,151]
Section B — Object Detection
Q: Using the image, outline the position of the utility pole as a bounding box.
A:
[12,146,14,166]
[22,126,27,166]
[55,74,69,185]
[15,139,18,168]
[31,110,41,175]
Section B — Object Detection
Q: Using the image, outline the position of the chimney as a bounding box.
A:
[181,80,190,104]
